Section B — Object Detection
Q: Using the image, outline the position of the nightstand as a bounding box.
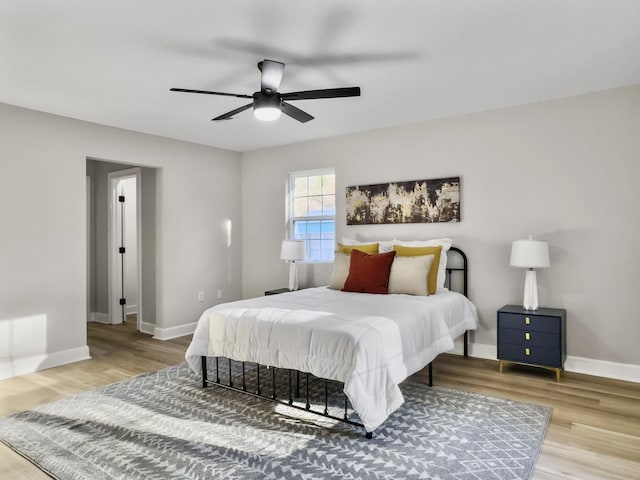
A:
[264,288,291,296]
[497,305,566,382]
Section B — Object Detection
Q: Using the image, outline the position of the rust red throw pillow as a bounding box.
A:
[342,250,397,294]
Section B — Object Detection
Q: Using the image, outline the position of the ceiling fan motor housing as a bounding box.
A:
[253,91,282,110]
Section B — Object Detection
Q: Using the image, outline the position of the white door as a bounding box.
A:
[108,169,141,327]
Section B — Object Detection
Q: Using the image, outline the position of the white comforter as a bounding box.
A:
[185,287,478,432]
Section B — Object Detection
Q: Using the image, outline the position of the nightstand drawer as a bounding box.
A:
[499,343,561,368]
[498,313,559,333]
[499,328,558,347]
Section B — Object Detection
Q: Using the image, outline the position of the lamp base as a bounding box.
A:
[522,268,539,311]
[288,261,298,291]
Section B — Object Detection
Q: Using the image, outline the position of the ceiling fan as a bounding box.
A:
[170,59,360,123]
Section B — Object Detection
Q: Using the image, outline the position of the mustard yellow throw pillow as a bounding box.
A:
[337,242,379,254]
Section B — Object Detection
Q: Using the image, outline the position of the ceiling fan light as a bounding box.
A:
[254,105,281,121]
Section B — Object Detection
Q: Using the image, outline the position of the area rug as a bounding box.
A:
[0,363,551,480]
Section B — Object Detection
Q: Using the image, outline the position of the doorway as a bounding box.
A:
[86,159,156,335]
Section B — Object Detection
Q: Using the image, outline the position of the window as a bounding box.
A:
[289,169,335,262]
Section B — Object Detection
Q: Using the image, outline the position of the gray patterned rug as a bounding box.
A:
[0,363,550,480]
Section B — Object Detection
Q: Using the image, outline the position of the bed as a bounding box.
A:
[185,246,478,436]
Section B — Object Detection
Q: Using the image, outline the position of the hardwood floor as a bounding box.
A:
[1,321,639,479]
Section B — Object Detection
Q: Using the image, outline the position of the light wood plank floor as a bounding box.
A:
[1,321,639,479]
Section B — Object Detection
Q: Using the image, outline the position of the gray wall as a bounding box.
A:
[242,84,640,371]
[0,102,242,379]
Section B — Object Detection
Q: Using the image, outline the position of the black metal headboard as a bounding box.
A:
[445,246,468,297]
[444,246,470,358]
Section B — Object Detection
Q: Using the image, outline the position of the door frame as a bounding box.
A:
[107,167,142,329]
[86,175,91,320]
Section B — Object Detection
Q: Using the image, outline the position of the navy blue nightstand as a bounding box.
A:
[497,305,567,382]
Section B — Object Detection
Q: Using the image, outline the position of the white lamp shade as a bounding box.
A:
[510,239,550,268]
[280,240,306,261]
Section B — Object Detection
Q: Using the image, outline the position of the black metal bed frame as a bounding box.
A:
[200,246,470,438]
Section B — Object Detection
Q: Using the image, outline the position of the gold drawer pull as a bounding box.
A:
[525,347,531,356]
[525,332,531,340]
[525,317,531,325]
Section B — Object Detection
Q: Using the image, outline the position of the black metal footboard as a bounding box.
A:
[201,356,374,438]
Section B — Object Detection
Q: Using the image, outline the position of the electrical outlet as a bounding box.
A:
[217,289,223,299]
[198,291,205,302]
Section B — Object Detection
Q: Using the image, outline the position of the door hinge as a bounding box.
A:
[119,195,125,203]
[119,247,126,254]
[119,298,126,305]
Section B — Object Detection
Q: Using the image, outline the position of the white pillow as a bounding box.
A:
[388,255,434,296]
[341,237,397,253]
[328,252,351,290]
[395,238,453,291]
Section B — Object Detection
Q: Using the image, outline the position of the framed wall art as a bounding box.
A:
[345,176,460,225]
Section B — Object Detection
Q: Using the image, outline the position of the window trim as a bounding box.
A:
[287,168,336,264]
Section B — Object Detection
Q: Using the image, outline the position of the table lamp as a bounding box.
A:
[510,237,550,311]
[280,240,306,291]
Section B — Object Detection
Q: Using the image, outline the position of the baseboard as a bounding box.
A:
[449,337,497,359]
[125,305,138,315]
[153,321,198,341]
[455,341,640,384]
[88,314,171,338]
[467,342,497,360]
[88,312,110,324]
[564,355,640,384]
[140,321,155,336]
[0,346,91,381]
[90,314,154,336]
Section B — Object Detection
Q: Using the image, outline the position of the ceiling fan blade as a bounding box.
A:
[281,86,360,101]
[211,103,253,121]
[282,102,314,123]
[170,88,252,99]
[258,59,285,92]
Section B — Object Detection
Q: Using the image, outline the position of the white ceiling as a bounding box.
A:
[2,1,639,152]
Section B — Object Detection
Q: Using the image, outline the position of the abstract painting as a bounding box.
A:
[346,177,460,225]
